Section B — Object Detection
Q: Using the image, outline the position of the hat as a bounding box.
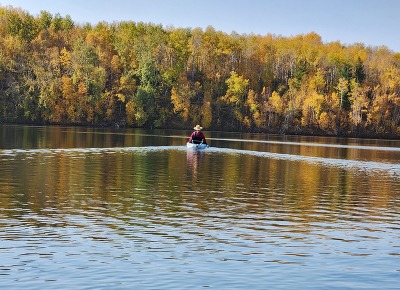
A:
[193,124,203,131]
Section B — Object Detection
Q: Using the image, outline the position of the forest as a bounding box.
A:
[1,6,400,138]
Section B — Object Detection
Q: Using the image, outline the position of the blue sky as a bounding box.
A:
[1,0,399,52]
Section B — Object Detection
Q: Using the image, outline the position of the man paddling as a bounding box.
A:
[188,125,207,145]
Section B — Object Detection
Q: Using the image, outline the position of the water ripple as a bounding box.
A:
[1,142,400,289]
[1,145,399,176]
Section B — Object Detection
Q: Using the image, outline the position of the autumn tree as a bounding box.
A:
[220,71,249,129]
[0,6,399,137]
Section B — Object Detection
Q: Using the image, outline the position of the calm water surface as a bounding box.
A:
[0,125,399,289]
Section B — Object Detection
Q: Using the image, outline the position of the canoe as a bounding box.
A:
[186,142,208,150]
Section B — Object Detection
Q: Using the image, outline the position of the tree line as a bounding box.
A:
[1,6,399,137]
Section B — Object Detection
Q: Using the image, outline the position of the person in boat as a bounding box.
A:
[188,125,207,145]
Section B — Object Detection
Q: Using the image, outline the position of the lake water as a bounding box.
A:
[0,125,399,289]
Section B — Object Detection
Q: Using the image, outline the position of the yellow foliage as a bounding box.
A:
[170,86,191,121]
[125,100,136,125]
[223,71,249,105]
[126,98,148,127]
[302,91,324,126]
[0,6,399,135]
[349,79,369,126]
[381,66,400,92]
[318,112,330,130]
[77,82,88,96]
[111,55,120,72]
[336,78,349,94]
[119,76,136,92]
[309,68,325,93]
[252,110,264,128]
[116,93,126,103]
[61,75,74,100]
[269,91,283,114]
[243,116,251,128]
[59,47,71,68]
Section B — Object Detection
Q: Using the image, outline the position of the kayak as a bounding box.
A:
[186,142,208,150]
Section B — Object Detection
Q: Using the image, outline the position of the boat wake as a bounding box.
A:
[207,147,400,177]
[209,137,400,152]
[1,145,399,177]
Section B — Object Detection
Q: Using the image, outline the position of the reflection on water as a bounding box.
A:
[0,125,399,289]
[2,145,399,177]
